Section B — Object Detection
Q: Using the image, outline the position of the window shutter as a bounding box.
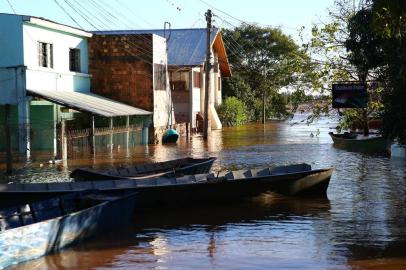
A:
[49,44,53,68]
[38,42,42,67]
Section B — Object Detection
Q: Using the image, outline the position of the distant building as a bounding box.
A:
[88,33,173,143]
[0,13,151,157]
[92,28,232,134]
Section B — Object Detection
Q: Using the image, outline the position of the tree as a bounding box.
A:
[222,24,316,122]
[369,0,406,143]
[307,0,384,134]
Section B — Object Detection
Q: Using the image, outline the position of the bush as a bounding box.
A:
[217,97,249,126]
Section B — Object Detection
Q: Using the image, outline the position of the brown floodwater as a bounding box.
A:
[3,115,406,270]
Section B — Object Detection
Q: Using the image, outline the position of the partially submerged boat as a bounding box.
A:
[1,164,333,209]
[0,191,137,269]
[70,157,217,181]
[329,132,388,153]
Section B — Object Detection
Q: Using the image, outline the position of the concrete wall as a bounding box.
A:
[23,22,91,92]
[0,14,24,67]
[152,34,172,128]
[0,15,24,105]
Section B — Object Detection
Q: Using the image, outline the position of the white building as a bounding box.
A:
[0,13,151,156]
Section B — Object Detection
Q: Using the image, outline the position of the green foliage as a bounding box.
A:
[217,97,249,126]
[222,76,256,120]
[222,24,317,122]
[370,0,406,143]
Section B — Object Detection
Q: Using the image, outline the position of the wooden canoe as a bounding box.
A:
[70,157,217,181]
[0,191,137,269]
[329,132,388,153]
[0,164,333,210]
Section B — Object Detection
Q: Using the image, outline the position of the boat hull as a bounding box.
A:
[70,157,216,181]
[329,132,388,153]
[0,192,136,269]
[0,168,333,210]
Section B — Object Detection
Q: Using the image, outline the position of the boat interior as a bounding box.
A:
[0,193,106,231]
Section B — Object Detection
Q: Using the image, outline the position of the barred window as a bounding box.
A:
[38,42,53,68]
[69,48,81,72]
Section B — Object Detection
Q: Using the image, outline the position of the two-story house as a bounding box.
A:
[0,13,151,157]
[92,28,232,134]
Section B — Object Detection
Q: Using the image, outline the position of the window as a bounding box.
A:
[154,64,167,90]
[193,71,201,88]
[218,77,221,91]
[69,48,81,72]
[38,42,53,68]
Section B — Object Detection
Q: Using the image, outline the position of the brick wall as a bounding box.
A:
[89,34,154,111]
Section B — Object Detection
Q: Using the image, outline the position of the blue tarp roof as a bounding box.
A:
[93,28,219,67]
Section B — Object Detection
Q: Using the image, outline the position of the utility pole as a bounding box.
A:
[203,9,212,140]
[262,68,267,125]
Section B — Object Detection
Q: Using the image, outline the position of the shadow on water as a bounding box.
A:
[11,194,331,270]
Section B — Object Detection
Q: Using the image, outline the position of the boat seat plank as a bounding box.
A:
[23,183,47,191]
[231,170,248,180]
[156,177,176,185]
[194,174,207,182]
[70,181,93,190]
[176,175,195,184]
[48,182,71,191]
[114,179,136,188]
[93,181,116,190]
[215,171,233,180]
[135,179,157,187]
[5,184,23,191]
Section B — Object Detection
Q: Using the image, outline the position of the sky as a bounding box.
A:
[0,0,335,40]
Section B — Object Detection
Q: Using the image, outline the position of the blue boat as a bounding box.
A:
[162,128,179,143]
[70,157,217,181]
[0,164,333,211]
[0,191,137,269]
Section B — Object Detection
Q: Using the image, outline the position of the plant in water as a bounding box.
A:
[217,97,249,126]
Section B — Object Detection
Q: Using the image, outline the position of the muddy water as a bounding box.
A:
[5,116,406,270]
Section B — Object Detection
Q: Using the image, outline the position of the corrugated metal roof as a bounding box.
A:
[93,28,219,67]
[27,89,152,117]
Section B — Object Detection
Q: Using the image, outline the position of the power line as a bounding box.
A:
[5,0,16,13]
[53,0,83,29]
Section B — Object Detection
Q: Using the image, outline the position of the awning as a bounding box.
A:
[27,89,152,117]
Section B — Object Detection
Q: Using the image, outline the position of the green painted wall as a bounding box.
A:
[30,104,55,151]
[0,105,19,151]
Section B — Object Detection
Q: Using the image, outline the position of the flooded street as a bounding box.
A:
[4,116,406,270]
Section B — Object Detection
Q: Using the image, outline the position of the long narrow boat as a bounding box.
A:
[70,157,217,181]
[0,191,137,269]
[0,164,333,210]
[329,132,388,153]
